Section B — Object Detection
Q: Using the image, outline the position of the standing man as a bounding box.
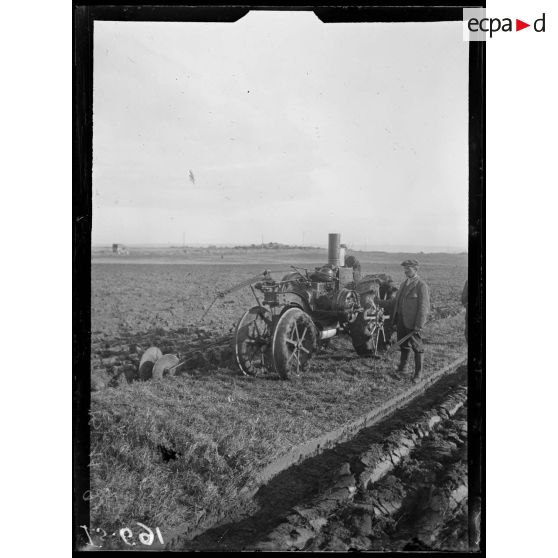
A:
[339,243,347,267]
[392,259,430,382]
[344,254,362,283]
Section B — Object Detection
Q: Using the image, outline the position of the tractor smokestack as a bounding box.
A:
[328,233,341,267]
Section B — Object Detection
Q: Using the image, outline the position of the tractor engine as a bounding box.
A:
[307,265,360,322]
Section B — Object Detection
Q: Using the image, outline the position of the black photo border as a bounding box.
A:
[73,3,485,554]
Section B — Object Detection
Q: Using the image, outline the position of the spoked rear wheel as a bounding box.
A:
[234,306,273,376]
[348,311,385,358]
[272,307,318,379]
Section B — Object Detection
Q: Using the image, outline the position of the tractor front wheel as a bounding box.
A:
[272,307,318,379]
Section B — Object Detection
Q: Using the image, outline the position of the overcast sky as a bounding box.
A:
[92,12,468,251]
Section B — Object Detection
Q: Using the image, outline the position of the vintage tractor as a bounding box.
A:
[137,234,396,381]
[234,234,396,379]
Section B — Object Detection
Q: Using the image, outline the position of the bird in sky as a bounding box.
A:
[188,170,196,185]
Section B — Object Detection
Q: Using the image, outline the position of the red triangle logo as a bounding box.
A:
[516,19,530,31]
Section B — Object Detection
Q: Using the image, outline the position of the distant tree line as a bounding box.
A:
[232,242,320,250]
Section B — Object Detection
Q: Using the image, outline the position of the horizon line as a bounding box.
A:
[92,243,468,254]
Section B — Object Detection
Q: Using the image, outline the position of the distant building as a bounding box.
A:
[112,243,129,255]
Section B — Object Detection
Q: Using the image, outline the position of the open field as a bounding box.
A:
[89,248,467,544]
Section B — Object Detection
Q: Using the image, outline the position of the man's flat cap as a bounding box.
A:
[401,259,419,268]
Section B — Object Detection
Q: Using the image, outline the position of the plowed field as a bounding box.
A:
[87,248,467,548]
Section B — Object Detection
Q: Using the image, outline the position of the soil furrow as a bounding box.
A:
[305,405,468,551]
[168,365,467,551]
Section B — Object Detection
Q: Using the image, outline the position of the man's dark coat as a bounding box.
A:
[392,275,430,330]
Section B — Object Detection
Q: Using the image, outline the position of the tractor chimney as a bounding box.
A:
[328,233,341,267]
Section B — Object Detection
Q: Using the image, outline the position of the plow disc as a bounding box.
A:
[152,354,180,380]
[138,348,180,380]
[138,346,163,380]
[137,332,235,382]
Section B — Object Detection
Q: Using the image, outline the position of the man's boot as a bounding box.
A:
[412,352,424,383]
[397,349,411,372]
